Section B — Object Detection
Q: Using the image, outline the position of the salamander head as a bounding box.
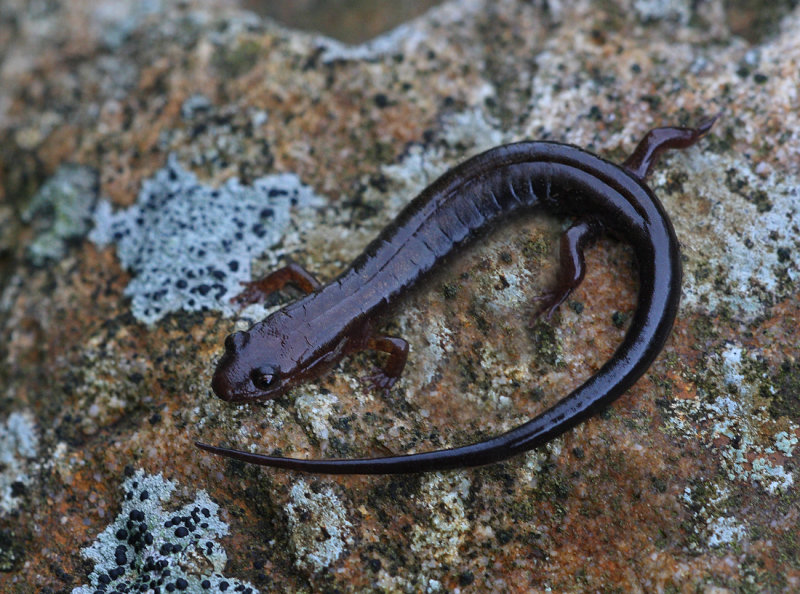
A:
[211,325,299,402]
[211,319,347,402]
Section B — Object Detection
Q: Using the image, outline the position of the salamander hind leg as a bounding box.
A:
[361,335,410,394]
[531,220,599,323]
[233,262,321,306]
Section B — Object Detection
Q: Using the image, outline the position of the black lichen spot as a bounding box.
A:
[373,93,389,108]
[611,311,629,328]
[496,528,514,544]
[442,282,459,299]
[9,482,25,498]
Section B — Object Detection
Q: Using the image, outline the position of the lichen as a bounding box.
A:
[21,164,98,265]
[69,342,149,436]
[369,473,472,592]
[667,343,797,495]
[294,391,340,443]
[667,341,799,551]
[0,411,38,515]
[682,483,748,549]
[316,1,485,64]
[410,473,471,566]
[74,469,257,593]
[90,154,324,325]
[633,0,692,24]
[284,479,353,572]
[356,108,507,227]
[675,154,800,321]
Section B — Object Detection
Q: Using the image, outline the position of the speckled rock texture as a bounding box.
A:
[1,0,799,591]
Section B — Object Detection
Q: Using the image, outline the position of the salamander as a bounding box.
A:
[196,117,717,474]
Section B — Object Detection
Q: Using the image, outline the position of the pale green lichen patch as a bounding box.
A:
[775,431,799,455]
[294,391,340,444]
[415,314,455,385]
[0,411,38,515]
[667,343,797,495]
[372,473,471,592]
[90,154,324,325]
[74,469,257,593]
[668,152,800,320]
[633,0,692,24]
[284,479,353,573]
[682,482,748,549]
[21,164,98,265]
[667,341,799,550]
[410,473,471,564]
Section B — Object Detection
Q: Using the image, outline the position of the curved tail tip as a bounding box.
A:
[697,111,723,135]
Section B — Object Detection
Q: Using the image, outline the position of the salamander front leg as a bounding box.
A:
[362,335,410,393]
[532,220,599,322]
[233,262,321,306]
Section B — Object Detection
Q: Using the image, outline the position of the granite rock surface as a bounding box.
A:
[1,0,799,591]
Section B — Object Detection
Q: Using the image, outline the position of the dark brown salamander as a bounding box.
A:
[196,117,717,474]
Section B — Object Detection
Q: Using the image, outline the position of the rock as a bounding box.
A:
[1,0,798,591]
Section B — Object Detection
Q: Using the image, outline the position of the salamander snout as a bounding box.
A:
[212,330,254,401]
[224,331,250,354]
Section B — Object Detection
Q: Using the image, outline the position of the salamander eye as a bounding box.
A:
[251,366,279,390]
